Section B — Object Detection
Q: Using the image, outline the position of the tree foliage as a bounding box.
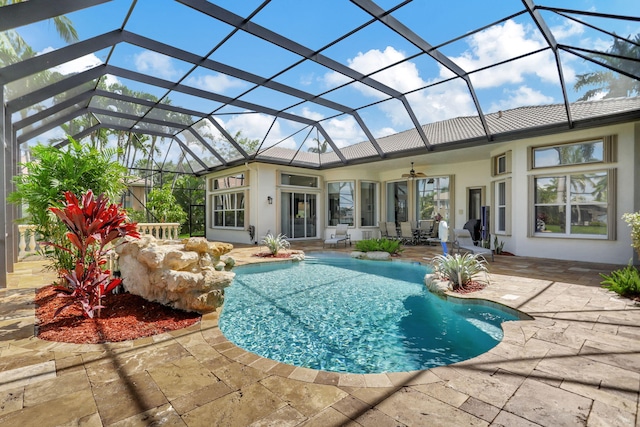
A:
[574,33,640,101]
[9,137,127,270]
[145,184,188,225]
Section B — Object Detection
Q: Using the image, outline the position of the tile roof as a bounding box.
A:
[253,97,640,166]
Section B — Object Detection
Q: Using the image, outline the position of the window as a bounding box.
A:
[415,176,451,220]
[211,192,245,228]
[209,171,248,229]
[531,136,616,169]
[494,179,511,234]
[210,173,246,190]
[387,181,408,223]
[328,181,354,226]
[533,171,611,237]
[360,181,378,227]
[280,173,318,187]
[491,151,511,176]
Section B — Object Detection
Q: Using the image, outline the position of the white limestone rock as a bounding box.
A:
[350,251,391,261]
[424,273,450,295]
[114,235,235,313]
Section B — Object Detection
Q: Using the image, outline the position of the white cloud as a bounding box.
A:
[300,107,325,121]
[323,68,351,88]
[184,73,247,94]
[320,115,365,148]
[551,19,584,41]
[323,46,475,127]
[134,50,181,80]
[452,20,563,88]
[489,86,555,112]
[223,112,289,149]
[374,126,397,139]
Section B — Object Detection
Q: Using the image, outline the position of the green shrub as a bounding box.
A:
[600,262,640,298]
[8,137,127,272]
[145,184,188,225]
[431,253,488,290]
[354,238,403,255]
[261,233,290,255]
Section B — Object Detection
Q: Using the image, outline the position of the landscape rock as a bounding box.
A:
[350,251,391,261]
[115,235,235,313]
[424,273,450,295]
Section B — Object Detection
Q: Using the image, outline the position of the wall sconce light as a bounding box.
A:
[267,196,273,205]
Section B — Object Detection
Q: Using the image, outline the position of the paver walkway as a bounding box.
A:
[1,241,638,426]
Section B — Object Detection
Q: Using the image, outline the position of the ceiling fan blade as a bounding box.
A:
[414,172,427,177]
[401,173,411,178]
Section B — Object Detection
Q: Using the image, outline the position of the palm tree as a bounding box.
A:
[574,33,640,101]
[307,138,329,153]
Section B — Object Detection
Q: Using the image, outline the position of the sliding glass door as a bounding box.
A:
[280,192,317,239]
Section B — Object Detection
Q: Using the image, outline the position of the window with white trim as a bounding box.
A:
[209,172,248,228]
[495,180,507,233]
[328,181,354,226]
[530,136,616,170]
[211,192,245,228]
[533,171,611,237]
[491,151,511,176]
[360,181,378,227]
[529,136,616,239]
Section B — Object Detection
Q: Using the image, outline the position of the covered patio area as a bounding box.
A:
[1,242,638,426]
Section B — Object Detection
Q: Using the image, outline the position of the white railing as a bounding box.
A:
[17,223,181,259]
[135,223,181,240]
[18,224,39,260]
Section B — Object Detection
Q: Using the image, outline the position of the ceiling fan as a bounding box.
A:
[401,162,427,179]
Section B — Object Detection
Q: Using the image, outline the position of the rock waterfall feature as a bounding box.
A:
[115,236,235,313]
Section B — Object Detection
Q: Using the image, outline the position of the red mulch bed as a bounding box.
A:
[35,285,201,344]
[451,280,486,294]
[253,252,292,258]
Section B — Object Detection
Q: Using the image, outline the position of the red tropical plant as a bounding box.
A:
[45,190,140,318]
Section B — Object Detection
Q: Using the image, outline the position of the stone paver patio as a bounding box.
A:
[1,241,639,426]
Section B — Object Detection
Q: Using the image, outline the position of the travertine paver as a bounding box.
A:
[1,241,639,426]
[504,378,592,426]
[181,382,287,427]
[260,375,348,417]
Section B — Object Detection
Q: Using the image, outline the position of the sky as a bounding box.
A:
[7,0,640,162]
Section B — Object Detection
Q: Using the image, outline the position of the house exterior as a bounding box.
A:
[205,98,640,265]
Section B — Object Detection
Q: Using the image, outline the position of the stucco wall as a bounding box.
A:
[205,121,638,264]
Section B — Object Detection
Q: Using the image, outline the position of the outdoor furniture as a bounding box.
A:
[324,223,351,248]
[385,222,399,240]
[400,222,416,245]
[379,221,388,238]
[452,228,494,261]
[417,220,435,244]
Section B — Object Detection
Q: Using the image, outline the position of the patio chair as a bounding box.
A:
[385,222,399,240]
[418,220,435,244]
[400,222,416,245]
[324,223,352,248]
[379,221,388,238]
[452,228,494,261]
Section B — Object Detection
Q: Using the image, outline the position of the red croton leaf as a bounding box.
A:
[46,190,140,319]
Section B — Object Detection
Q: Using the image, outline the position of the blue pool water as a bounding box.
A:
[219,253,523,374]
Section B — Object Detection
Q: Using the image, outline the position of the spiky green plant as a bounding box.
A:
[261,233,290,256]
[431,253,489,290]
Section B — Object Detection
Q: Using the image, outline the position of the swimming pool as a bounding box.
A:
[219,253,525,374]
